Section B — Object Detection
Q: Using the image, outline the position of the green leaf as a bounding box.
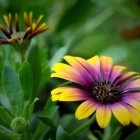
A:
[103,125,111,140]
[0,106,13,127]
[44,97,59,118]
[87,131,98,140]
[50,42,71,68]
[31,98,59,140]
[56,125,71,140]
[39,65,50,90]
[37,115,56,129]
[124,128,140,140]
[18,61,33,100]
[60,114,89,140]
[23,101,29,120]
[27,44,41,101]
[2,66,24,113]
[23,98,39,121]
[0,94,11,109]
[28,98,39,121]
[0,125,19,140]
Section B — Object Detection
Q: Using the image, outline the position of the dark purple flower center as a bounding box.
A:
[92,81,121,103]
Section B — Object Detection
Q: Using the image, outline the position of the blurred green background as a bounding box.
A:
[0,0,140,71]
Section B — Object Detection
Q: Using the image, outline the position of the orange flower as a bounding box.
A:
[0,12,48,51]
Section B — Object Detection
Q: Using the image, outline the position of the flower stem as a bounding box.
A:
[70,114,96,137]
[20,51,25,63]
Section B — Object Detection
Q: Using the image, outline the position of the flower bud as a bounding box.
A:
[10,117,27,133]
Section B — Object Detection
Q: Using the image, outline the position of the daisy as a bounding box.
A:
[51,55,140,128]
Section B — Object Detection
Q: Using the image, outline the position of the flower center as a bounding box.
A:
[92,81,121,103]
[11,32,26,44]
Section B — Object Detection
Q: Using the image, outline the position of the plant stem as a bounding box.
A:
[20,51,26,63]
[70,114,96,138]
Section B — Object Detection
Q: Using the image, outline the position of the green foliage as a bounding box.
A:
[2,66,24,113]
[37,115,56,129]
[0,106,13,127]
[56,125,71,140]
[18,61,33,100]
[27,44,41,101]
[0,125,19,140]
[124,128,140,140]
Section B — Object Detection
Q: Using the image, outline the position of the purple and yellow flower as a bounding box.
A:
[0,12,48,51]
[51,55,140,128]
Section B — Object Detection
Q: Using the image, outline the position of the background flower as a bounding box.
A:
[0,12,48,52]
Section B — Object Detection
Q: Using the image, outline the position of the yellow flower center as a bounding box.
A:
[10,32,26,44]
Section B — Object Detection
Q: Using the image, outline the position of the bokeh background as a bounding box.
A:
[0,0,140,71]
[0,0,140,140]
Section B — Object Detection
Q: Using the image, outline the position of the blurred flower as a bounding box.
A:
[51,55,140,128]
[0,12,48,52]
[122,26,140,40]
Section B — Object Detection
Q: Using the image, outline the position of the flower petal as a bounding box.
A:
[75,100,97,120]
[87,55,101,81]
[114,72,137,85]
[111,103,130,125]
[51,87,90,101]
[64,56,94,84]
[0,37,9,44]
[123,97,140,112]
[100,56,113,81]
[74,56,99,81]
[122,92,140,101]
[121,79,140,91]
[128,106,140,126]
[51,63,91,87]
[109,65,126,82]
[96,105,111,128]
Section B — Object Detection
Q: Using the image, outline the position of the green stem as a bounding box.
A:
[20,51,26,63]
[70,114,96,137]
[20,126,30,140]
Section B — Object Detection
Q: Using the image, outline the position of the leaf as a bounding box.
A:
[60,114,89,140]
[124,128,140,140]
[49,42,71,68]
[23,101,29,120]
[27,43,41,101]
[31,98,59,140]
[37,115,56,129]
[44,97,59,118]
[0,106,13,127]
[39,65,51,90]
[103,125,111,140]
[18,61,33,100]
[0,94,11,109]
[28,98,39,121]
[23,98,39,121]
[56,125,71,140]
[87,131,98,140]
[2,66,24,113]
[0,125,19,140]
